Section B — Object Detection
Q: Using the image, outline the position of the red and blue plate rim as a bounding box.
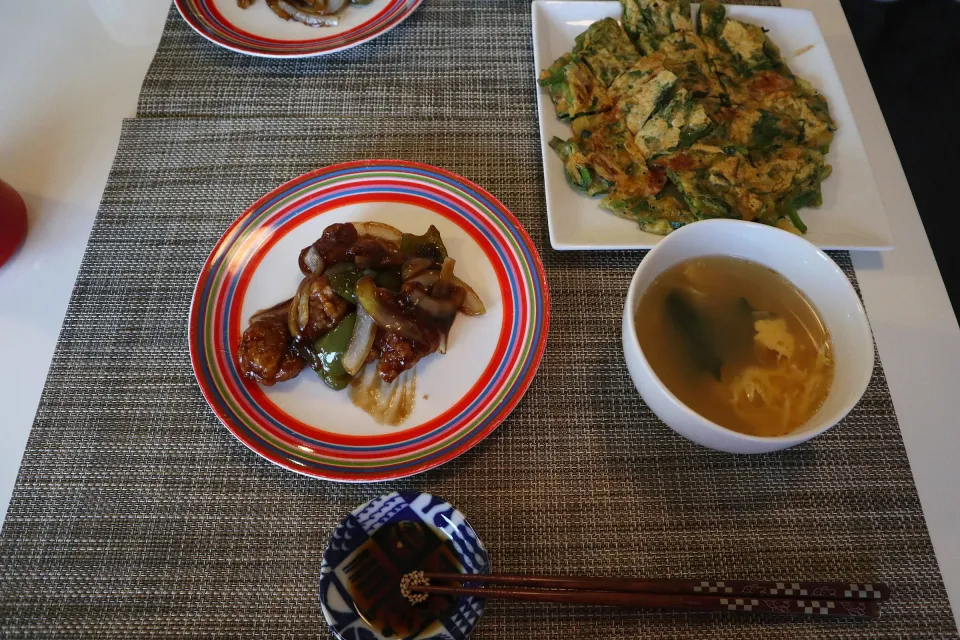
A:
[188,160,550,481]
[174,0,422,57]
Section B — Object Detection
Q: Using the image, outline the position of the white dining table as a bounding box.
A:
[0,0,957,627]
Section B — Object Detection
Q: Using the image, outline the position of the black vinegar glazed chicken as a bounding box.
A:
[237,222,485,425]
[237,0,372,28]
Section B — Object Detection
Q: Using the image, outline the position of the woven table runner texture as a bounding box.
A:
[136,0,779,119]
[0,116,954,638]
[2,0,956,637]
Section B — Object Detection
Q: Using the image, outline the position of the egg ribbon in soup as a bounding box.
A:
[635,256,834,437]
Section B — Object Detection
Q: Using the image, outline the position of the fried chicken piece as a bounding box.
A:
[238,300,304,385]
[299,223,358,275]
[374,330,437,383]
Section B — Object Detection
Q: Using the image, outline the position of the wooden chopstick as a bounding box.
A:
[424,573,890,601]
[411,583,881,618]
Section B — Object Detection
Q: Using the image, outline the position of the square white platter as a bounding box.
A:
[532,1,894,251]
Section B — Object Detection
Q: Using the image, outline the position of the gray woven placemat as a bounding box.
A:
[136,0,779,119]
[2,0,957,637]
[0,115,955,638]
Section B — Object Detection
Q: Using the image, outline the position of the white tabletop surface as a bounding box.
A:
[1,0,957,627]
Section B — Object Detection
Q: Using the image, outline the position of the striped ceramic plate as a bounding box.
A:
[189,161,549,481]
[175,0,421,57]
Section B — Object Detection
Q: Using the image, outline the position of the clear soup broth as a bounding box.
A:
[635,256,834,437]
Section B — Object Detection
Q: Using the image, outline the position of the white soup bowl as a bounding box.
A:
[622,219,874,454]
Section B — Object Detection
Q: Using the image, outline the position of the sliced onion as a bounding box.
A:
[438,257,486,315]
[456,279,486,316]
[381,369,416,425]
[406,286,464,318]
[440,257,456,282]
[342,303,377,376]
[408,270,485,316]
[266,0,293,19]
[301,245,324,275]
[348,364,417,426]
[276,0,339,25]
[380,371,406,425]
[353,221,403,246]
[293,0,347,12]
[437,331,448,355]
[408,270,441,288]
[288,277,313,339]
[401,257,433,282]
[432,257,458,299]
[297,285,310,330]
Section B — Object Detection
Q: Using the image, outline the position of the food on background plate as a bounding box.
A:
[237,221,485,425]
[538,0,836,235]
[634,255,834,437]
[238,0,373,28]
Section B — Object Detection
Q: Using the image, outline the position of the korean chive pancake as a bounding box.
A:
[633,86,712,158]
[573,17,641,87]
[619,0,693,53]
[571,111,663,196]
[703,106,804,153]
[697,1,782,77]
[539,0,837,236]
[658,143,830,231]
[746,73,836,150]
[654,30,726,101]
[698,1,835,149]
[538,53,613,120]
[658,144,780,223]
[548,110,666,198]
[601,192,696,235]
[548,136,614,196]
[610,66,678,135]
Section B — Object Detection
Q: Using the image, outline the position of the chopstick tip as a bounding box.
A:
[400,570,431,605]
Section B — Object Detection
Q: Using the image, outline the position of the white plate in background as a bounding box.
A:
[532,1,894,251]
[175,0,421,57]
